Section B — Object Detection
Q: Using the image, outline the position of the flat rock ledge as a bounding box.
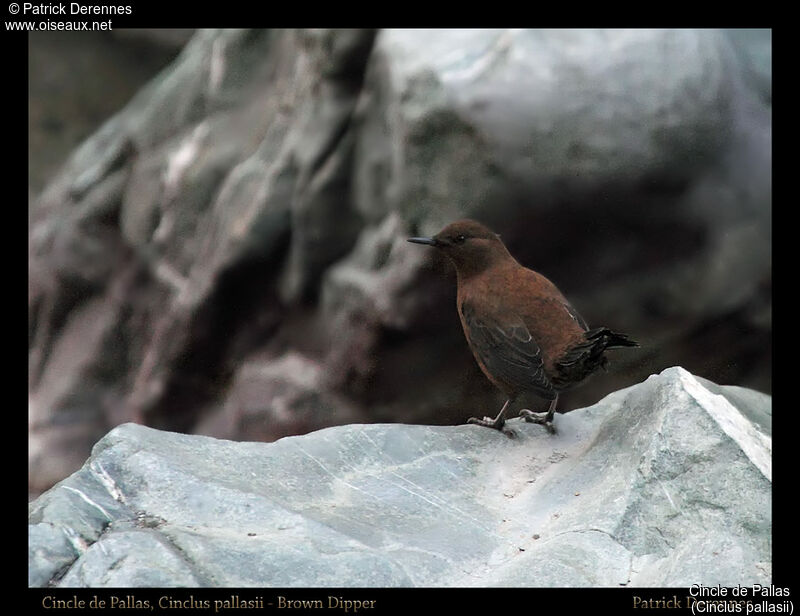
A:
[29,366,771,587]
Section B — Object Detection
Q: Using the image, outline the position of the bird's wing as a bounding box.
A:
[461,301,556,399]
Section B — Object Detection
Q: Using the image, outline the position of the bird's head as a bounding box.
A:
[408,219,513,277]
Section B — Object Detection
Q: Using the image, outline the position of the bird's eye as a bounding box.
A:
[454,235,466,244]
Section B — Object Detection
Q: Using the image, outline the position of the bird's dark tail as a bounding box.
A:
[558,327,638,369]
[586,328,639,349]
[553,327,638,385]
[588,328,638,372]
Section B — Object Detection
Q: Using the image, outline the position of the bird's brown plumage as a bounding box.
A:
[408,219,638,434]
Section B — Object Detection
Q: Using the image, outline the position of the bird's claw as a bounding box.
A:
[467,416,516,438]
[518,409,557,434]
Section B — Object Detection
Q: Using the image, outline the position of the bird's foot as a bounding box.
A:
[518,409,556,434]
[467,416,515,438]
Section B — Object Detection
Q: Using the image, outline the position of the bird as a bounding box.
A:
[408,219,638,435]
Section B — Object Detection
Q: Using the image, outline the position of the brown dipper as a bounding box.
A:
[408,219,638,435]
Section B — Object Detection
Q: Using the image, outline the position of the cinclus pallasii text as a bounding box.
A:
[408,219,638,435]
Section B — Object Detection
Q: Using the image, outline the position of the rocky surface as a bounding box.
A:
[29,29,771,496]
[29,367,772,587]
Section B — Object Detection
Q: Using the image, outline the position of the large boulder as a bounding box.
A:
[28,29,771,497]
[29,367,771,587]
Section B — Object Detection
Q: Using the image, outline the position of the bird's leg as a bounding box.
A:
[468,399,514,435]
[519,395,558,433]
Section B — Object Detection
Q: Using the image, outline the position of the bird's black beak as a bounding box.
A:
[407,236,439,247]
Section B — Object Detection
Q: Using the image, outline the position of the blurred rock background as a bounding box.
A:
[28,28,771,498]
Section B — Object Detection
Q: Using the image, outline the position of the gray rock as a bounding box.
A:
[355,29,735,227]
[29,367,771,587]
[724,29,771,104]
